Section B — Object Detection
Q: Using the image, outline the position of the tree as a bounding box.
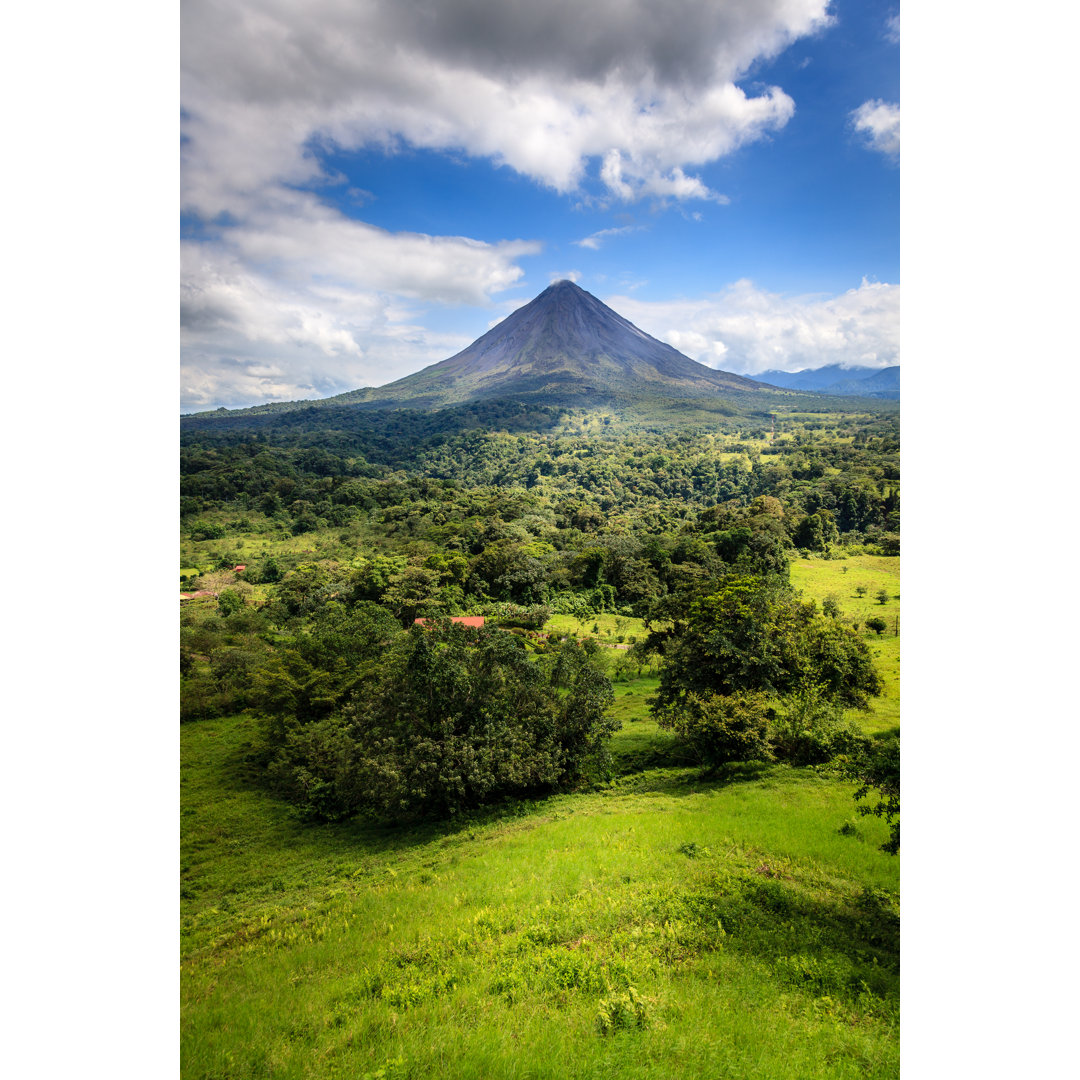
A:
[769,686,867,765]
[259,555,283,583]
[261,623,618,821]
[866,616,887,636]
[649,576,882,715]
[792,509,838,553]
[657,691,771,771]
[844,736,899,854]
[218,588,244,616]
[875,587,890,605]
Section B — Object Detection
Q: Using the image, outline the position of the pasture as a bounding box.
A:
[182,671,899,1079]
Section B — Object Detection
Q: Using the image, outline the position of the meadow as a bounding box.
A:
[182,655,899,1079]
[789,554,900,736]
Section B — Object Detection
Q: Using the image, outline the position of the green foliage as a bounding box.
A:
[260,622,619,820]
[217,588,244,616]
[596,986,650,1034]
[258,555,283,583]
[656,690,772,770]
[768,687,868,766]
[792,509,839,553]
[866,616,887,636]
[845,736,900,854]
[650,575,882,714]
[483,601,552,629]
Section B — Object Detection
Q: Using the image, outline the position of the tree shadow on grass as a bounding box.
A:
[207,717,869,861]
[607,759,780,798]
[690,866,900,1006]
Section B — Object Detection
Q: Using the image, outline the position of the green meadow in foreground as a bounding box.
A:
[182,666,899,1079]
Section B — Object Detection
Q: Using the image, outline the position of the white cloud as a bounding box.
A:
[885,13,900,44]
[180,219,538,411]
[574,225,643,250]
[851,99,900,160]
[179,0,838,409]
[607,278,900,374]
[182,0,833,212]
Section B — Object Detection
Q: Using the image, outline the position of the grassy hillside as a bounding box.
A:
[182,667,899,1079]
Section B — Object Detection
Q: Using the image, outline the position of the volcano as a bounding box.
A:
[357,279,762,408]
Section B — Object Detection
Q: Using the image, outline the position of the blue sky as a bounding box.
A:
[180,0,899,411]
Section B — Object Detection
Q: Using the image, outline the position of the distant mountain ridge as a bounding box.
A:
[749,364,899,399]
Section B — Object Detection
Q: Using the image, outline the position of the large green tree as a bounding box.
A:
[261,622,618,821]
[649,575,882,716]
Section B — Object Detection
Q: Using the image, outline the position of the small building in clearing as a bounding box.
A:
[413,616,486,628]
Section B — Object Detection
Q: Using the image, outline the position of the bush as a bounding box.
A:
[596,987,649,1034]
[259,556,284,584]
[548,592,593,618]
[189,520,226,541]
[656,691,772,771]
[218,588,244,616]
[769,687,868,766]
[262,623,619,820]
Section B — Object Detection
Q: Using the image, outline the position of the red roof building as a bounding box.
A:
[413,616,486,628]
[234,564,247,572]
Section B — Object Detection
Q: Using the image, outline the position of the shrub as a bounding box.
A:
[596,987,649,1035]
[190,520,226,541]
[218,588,244,617]
[656,690,772,771]
[548,592,593,618]
[768,687,868,766]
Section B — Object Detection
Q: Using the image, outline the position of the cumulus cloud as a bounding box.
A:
[180,0,838,408]
[885,13,900,44]
[851,100,900,160]
[180,214,538,411]
[607,279,900,374]
[182,0,832,212]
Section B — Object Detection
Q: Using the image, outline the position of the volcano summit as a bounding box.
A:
[354,280,762,409]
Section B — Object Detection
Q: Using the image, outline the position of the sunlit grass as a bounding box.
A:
[790,554,899,737]
[182,709,899,1079]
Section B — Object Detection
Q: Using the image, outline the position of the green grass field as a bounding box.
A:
[547,613,648,644]
[790,554,899,737]
[182,676,899,1078]
[790,554,899,632]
